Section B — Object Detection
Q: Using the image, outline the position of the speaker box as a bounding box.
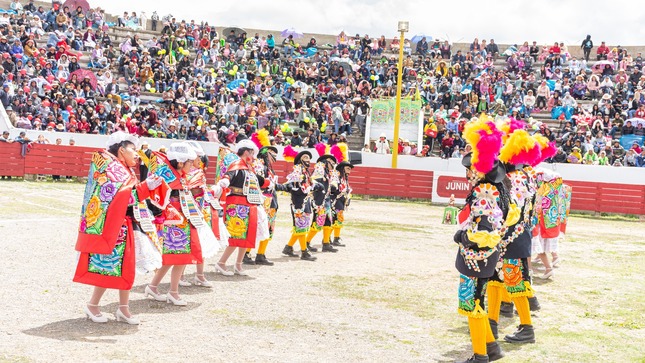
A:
[349,151,362,165]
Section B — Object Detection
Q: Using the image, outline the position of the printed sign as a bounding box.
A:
[432,172,470,204]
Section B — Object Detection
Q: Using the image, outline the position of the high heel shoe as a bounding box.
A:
[192,274,213,287]
[540,269,554,280]
[179,278,192,287]
[166,291,188,306]
[84,303,108,323]
[144,285,167,302]
[115,305,140,325]
[234,264,248,276]
[214,263,234,276]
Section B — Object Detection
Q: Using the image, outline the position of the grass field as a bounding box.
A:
[0,180,644,362]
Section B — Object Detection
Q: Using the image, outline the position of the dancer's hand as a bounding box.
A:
[146,175,163,190]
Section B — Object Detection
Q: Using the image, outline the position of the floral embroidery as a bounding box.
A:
[99,182,118,202]
[458,274,476,312]
[157,164,176,184]
[225,204,249,239]
[163,225,190,253]
[85,196,103,227]
[106,161,130,183]
[88,226,127,277]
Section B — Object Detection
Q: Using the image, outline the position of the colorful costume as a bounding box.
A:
[306,146,339,253]
[281,149,317,261]
[146,150,204,266]
[221,151,271,249]
[454,117,509,363]
[331,161,354,246]
[485,124,549,345]
[244,145,285,265]
[74,147,168,290]
[531,169,567,256]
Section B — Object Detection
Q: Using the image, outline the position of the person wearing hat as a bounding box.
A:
[214,139,272,276]
[146,142,206,306]
[486,125,548,349]
[243,144,287,266]
[282,150,317,261]
[73,132,167,325]
[305,149,339,253]
[453,118,511,363]
[375,133,390,154]
[331,160,354,247]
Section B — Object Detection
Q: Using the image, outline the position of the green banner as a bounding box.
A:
[371,98,422,125]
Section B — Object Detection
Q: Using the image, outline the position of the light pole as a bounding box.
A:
[392,21,408,168]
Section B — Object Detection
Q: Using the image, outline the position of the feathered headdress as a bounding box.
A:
[250,129,271,149]
[330,144,344,162]
[496,118,528,142]
[282,145,298,163]
[315,143,326,158]
[499,129,541,166]
[462,118,504,174]
[531,134,557,166]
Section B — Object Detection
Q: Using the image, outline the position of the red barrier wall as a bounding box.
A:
[1,143,643,215]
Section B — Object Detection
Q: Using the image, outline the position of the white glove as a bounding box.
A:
[218,178,230,189]
[146,175,162,190]
[211,185,223,197]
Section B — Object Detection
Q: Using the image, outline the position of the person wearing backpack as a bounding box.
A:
[581,35,593,62]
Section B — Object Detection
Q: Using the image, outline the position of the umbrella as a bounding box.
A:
[69,69,97,89]
[410,34,432,44]
[626,118,645,127]
[281,28,303,39]
[338,61,353,74]
[222,27,247,38]
[592,60,615,72]
[227,79,248,90]
[63,0,90,12]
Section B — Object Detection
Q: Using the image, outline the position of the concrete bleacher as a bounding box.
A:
[1,0,633,150]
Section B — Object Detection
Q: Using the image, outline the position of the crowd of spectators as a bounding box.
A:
[1,1,644,167]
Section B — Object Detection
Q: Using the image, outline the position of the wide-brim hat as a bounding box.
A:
[316,154,337,164]
[294,150,312,165]
[258,145,278,156]
[336,161,354,171]
[462,153,506,184]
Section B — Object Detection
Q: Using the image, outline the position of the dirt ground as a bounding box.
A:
[0,180,644,363]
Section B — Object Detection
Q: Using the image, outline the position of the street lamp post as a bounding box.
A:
[392,21,409,168]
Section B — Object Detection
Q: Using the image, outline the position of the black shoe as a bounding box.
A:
[456,354,488,363]
[488,319,498,340]
[300,250,317,261]
[528,296,541,311]
[504,324,535,344]
[282,245,298,257]
[500,302,514,318]
[306,242,318,252]
[242,252,255,265]
[255,254,274,266]
[486,342,504,362]
[321,243,338,253]
[331,237,345,247]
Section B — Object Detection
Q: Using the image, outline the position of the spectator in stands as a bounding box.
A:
[581,35,593,61]
[374,133,390,154]
[597,41,610,60]
[636,149,645,167]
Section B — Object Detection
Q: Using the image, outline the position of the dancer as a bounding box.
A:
[216,140,271,275]
[531,168,565,279]
[145,142,205,306]
[243,144,285,265]
[306,144,339,253]
[179,141,221,287]
[486,123,548,345]
[454,118,510,363]
[281,147,317,261]
[74,131,168,324]
[331,160,354,246]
